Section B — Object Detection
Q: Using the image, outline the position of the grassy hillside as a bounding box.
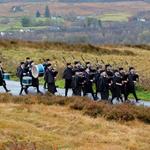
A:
[0,40,150,100]
[0,94,149,150]
[0,40,150,84]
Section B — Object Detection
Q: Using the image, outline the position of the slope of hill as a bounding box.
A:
[0,40,150,92]
[0,94,149,150]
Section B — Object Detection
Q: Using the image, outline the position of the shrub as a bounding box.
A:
[70,97,89,110]
[83,102,104,118]
[105,104,135,121]
[0,94,149,123]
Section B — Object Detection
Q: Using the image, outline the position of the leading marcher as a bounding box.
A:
[0,61,10,93]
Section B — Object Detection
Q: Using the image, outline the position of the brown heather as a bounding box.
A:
[0,93,149,123]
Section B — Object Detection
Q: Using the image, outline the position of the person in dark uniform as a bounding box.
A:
[119,68,128,101]
[105,64,114,99]
[29,61,42,94]
[45,64,58,94]
[85,62,92,70]
[0,61,10,92]
[99,70,110,101]
[71,70,84,96]
[43,59,50,89]
[83,67,96,100]
[105,64,114,82]
[94,65,103,99]
[126,67,140,102]
[24,57,31,73]
[63,63,73,96]
[72,61,82,73]
[111,70,123,103]
[17,62,28,95]
[72,61,84,96]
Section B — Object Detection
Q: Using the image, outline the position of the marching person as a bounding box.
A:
[17,62,28,95]
[105,64,114,97]
[0,61,10,93]
[72,61,84,96]
[43,58,50,89]
[29,61,42,94]
[83,67,96,100]
[71,70,84,96]
[126,67,140,102]
[119,68,128,101]
[45,63,58,94]
[85,62,92,70]
[99,70,110,101]
[24,57,31,73]
[94,65,103,99]
[111,70,123,103]
[72,61,82,73]
[63,63,73,96]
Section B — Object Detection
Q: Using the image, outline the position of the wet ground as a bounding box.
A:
[0,80,150,107]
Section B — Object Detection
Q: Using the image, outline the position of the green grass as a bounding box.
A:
[129,88,150,101]
[0,16,64,32]
[99,12,131,22]
[0,20,22,32]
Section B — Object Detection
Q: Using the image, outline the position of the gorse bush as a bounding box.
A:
[0,93,150,123]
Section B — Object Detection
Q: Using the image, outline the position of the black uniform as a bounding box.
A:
[94,70,104,99]
[72,66,84,96]
[99,76,109,100]
[120,72,128,101]
[0,67,9,92]
[126,73,139,102]
[111,75,123,103]
[45,68,57,94]
[94,72,100,98]
[29,69,41,93]
[63,67,73,96]
[106,70,114,95]
[43,63,48,89]
[24,61,30,73]
[83,71,95,100]
[72,73,84,96]
[18,66,28,95]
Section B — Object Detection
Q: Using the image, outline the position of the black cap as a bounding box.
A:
[67,63,71,66]
[86,62,90,65]
[47,63,52,67]
[114,69,119,73]
[105,64,111,68]
[20,62,25,65]
[129,67,134,71]
[74,61,80,65]
[119,67,124,71]
[46,58,50,61]
[26,57,30,60]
